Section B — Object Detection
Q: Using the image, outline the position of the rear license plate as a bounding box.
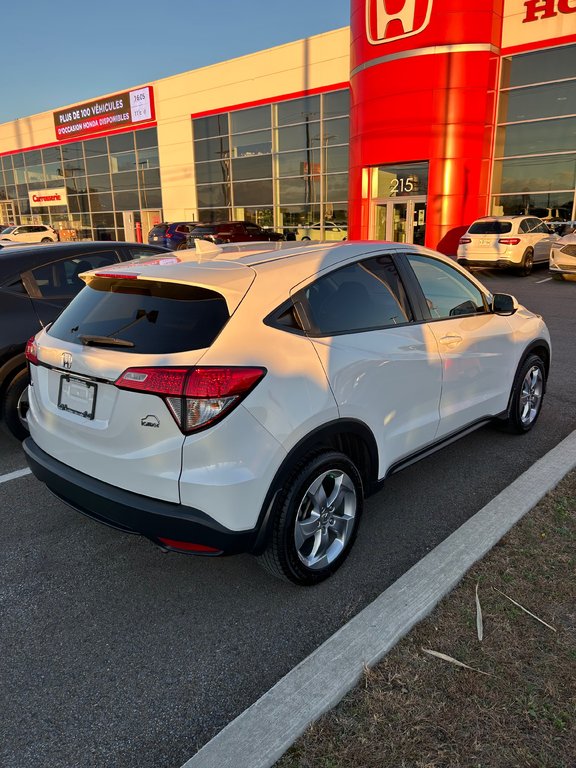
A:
[58,375,97,419]
[478,239,491,247]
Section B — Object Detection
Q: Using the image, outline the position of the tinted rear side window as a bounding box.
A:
[191,226,216,235]
[468,221,512,235]
[48,280,230,354]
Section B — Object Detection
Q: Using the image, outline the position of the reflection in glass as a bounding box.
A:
[230,105,270,133]
[194,114,229,140]
[278,150,321,177]
[505,44,576,88]
[233,179,273,206]
[498,80,576,124]
[277,96,320,126]
[231,130,272,157]
[194,137,230,162]
[232,156,272,181]
[502,118,576,156]
[493,155,576,194]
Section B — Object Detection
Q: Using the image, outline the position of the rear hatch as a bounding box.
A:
[28,262,254,502]
[148,224,169,244]
[462,220,514,259]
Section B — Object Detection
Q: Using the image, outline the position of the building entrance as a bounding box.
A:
[371,196,427,245]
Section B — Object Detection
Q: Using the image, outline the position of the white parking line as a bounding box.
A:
[536,277,552,283]
[0,467,32,484]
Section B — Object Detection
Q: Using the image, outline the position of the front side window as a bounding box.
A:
[406,255,487,319]
[295,255,412,336]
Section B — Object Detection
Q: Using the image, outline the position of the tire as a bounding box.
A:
[176,242,188,250]
[518,249,534,276]
[551,272,565,281]
[257,450,363,585]
[301,236,311,241]
[41,237,53,243]
[1,367,30,441]
[499,354,546,434]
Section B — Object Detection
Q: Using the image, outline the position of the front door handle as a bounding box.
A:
[439,334,462,348]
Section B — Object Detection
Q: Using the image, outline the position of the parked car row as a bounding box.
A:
[20,238,550,585]
[146,220,349,249]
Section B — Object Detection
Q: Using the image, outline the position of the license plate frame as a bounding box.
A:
[58,375,97,420]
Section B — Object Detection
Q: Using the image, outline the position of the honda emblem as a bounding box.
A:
[61,352,73,370]
[366,0,433,45]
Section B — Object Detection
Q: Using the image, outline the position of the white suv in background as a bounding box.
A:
[457,216,557,275]
[23,241,550,585]
[0,224,58,243]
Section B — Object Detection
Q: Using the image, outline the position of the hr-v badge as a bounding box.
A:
[366,0,433,45]
[141,415,160,428]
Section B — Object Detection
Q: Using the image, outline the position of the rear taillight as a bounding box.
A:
[165,231,173,238]
[114,366,266,433]
[25,336,39,365]
[459,237,472,244]
[498,237,521,245]
[157,537,222,554]
[93,272,139,279]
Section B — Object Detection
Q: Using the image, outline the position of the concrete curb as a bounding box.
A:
[182,429,576,768]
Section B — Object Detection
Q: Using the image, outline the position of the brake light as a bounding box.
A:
[25,336,39,365]
[165,231,173,238]
[498,238,521,245]
[114,366,266,433]
[459,237,472,244]
[94,272,139,279]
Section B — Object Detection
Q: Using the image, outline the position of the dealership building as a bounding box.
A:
[0,0,575,253]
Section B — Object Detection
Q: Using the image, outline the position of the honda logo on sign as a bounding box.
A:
[366,0,433,45]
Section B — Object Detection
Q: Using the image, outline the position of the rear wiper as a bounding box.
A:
[79,335,135,348]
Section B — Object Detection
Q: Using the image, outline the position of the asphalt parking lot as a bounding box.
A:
[1,267,575,768]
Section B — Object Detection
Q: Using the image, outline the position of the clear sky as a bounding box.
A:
[2,0,350,125]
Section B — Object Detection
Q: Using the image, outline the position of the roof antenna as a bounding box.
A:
[194,238,223,262]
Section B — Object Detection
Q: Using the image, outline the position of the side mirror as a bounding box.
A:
[492,293,518,315]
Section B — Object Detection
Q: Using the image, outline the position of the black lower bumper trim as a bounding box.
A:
[458,259,517,269]
[23,438,257,555]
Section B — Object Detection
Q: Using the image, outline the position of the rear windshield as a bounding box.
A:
[190,225,216,235]
[48,279,230,354]
[149,225,169,236]
[468,221,512,235]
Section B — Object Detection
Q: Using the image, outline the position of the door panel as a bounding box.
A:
[310,325,442,476]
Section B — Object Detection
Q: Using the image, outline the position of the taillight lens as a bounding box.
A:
[25,336,39,365]
[498,237,521,245]
[459,237,472,244]
[165,231,173,238]
[114,366,266,433]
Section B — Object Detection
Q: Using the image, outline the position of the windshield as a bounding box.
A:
[48,279,230,354]
[1,226,16,234]
[468,221,512,235]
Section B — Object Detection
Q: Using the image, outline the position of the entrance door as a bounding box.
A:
[371,197,426,245]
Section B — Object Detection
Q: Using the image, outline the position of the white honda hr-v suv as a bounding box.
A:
[24,240,550,585]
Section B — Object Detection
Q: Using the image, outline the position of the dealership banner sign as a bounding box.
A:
[53,86,155,141]
[29,188,69,208]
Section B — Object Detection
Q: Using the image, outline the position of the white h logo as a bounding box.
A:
[366,0,433,45]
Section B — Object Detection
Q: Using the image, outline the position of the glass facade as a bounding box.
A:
[193,89,350,238]
[492,43,576,222]
[0,127,162,240]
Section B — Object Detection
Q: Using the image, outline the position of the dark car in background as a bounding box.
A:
[0,241,169,440]
[188,221,284,245]
[148,222,198,250]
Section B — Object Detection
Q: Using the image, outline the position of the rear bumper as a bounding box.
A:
[457,258,516,269]
[23,437,258,555]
